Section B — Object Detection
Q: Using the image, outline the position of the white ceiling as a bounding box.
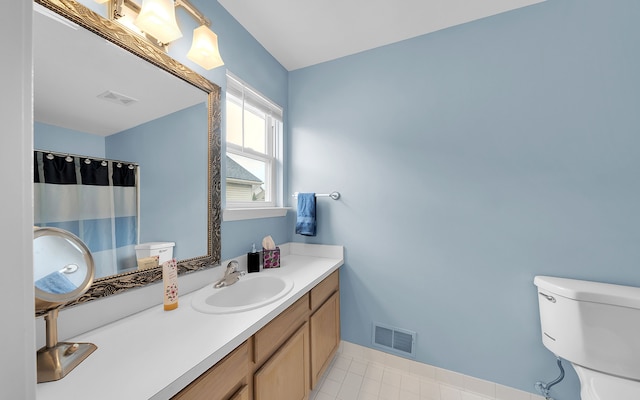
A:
[218,0,545,71]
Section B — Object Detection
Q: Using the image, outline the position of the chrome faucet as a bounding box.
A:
[214,260,245,288]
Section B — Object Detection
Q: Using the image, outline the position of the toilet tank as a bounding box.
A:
[534,276,640,380]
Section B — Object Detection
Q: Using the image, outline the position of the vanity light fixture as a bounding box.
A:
[134,0,183,44]
[187,25,223,69]
[110,0,224,70]
[179,0,224,70]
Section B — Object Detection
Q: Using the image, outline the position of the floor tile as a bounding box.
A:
[312,348,539,400]
[360,377,382,396]
[314,392,336,400]
[365,364,385,381]
[379,383,401,400]
[382,369,403,387]
[401,375,421,394]
[319,378,342,396]
[349,359,369,376]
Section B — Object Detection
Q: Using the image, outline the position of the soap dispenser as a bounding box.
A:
[247,243,260,273]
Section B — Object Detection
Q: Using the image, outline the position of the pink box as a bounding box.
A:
[263,247,280,268]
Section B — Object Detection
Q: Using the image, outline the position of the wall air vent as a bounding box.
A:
[97,90,138,106]
[372,322,416,358]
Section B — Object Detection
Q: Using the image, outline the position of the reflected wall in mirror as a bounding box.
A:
[33,0,221,312]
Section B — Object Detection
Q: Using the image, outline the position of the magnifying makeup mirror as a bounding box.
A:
[34,226,97,383]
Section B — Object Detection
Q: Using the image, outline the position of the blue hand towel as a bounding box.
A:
[35,271,77,294]
[295,193,317,236]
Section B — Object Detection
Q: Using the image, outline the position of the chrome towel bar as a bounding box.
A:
[292,191,340,200]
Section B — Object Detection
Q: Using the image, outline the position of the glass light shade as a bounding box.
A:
[187,25,224,70]
[134,0,183,44]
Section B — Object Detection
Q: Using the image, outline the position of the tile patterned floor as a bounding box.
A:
[309,344,546,400]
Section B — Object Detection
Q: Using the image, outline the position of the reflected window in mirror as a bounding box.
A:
[226,72,284,208]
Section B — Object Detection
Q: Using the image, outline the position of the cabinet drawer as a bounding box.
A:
[173,341,249,400]
[310,270,339,311]
[254,293,309,365]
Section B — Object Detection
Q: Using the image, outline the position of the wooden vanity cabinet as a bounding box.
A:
[174,270,340,400]
[309,271,340,389]
[172,341,249,400]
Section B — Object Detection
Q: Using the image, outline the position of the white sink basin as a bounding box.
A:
[191,273,294,314]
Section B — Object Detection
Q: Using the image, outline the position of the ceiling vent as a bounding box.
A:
[97,90,138,106]
[372,322,416,358]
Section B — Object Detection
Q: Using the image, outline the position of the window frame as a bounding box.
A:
[224,72,284,216]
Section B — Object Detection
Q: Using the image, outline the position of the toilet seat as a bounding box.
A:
[574,364,640,400]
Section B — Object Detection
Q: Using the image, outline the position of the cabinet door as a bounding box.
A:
[310,291,340,389]
[254,323,309,400]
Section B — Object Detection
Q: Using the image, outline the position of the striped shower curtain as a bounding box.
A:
[34,151,139,278]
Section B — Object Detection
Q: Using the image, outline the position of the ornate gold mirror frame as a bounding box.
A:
[34,0,221,314]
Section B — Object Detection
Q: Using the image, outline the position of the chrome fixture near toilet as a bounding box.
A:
[534,275,640,400]
[534,357,565,400]
[214,260,246,288]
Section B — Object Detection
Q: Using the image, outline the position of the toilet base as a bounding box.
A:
[574,364,640,400]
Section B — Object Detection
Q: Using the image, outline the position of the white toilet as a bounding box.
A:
[534,276,640,400]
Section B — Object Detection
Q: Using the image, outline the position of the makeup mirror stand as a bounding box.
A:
[34,226,98,383]
[37,308,97,383]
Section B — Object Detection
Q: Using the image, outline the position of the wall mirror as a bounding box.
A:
[33,0,221,313]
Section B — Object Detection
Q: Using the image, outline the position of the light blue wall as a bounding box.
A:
[107,103,208,261]
[288,1,640,398]
[34,121,105,157]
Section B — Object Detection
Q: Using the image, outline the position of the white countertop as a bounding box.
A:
[36,243,343,400]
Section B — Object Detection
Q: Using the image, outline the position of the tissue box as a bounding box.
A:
[137,256,159,270]
[263,247,280,269]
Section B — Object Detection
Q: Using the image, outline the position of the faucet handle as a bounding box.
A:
[213,262,245,288]
[225,260,239,275]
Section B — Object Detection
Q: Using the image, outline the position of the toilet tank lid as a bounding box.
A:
[534,276,640,310]
[135,242,175,250]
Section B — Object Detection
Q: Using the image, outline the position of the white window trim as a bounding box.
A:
[223,207,291,221]
[225,72,284,217]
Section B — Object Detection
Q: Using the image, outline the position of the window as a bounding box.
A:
[225,73,283,210]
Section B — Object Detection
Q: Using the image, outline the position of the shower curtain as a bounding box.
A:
[34,151,139,278]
